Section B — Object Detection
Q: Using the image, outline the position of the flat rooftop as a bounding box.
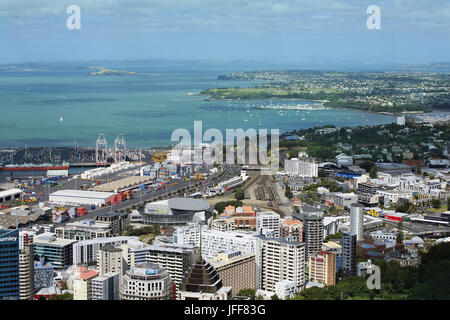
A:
[0,211,46,229]
[0,188,23,198]
[90,176,153,192]
[50,189,116,200]
[34,233,77,246]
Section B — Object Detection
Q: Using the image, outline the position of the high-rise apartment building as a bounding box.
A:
[256,235,305,294]
[175,226,258,260]
[173,223,204,247]
[350,203,364,241]
[97,244,125,278]
[146,243,199,293]
[256,211,280,237]
[308,251,336,286]
[294,210,324,261]
[19,229,43,250]
[34,258,54,292]
[119,240,152,267]
[73,266,99,300]
[284,158,318,177]
[211,251,256,295]
[342,233,357,276]
[19,244,34,300]
[280,219,303,242]
[72,236,138,265]
[91,273,120,300]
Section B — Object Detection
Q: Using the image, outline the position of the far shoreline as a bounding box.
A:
[201,95,428,118]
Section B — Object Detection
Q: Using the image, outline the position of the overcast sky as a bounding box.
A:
[1,0,449,64]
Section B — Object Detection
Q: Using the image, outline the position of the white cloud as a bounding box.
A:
[0,0,448,33]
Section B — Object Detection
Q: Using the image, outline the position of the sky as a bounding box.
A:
[0,0,449,65]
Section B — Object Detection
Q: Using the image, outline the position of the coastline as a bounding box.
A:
[201,94,427,117]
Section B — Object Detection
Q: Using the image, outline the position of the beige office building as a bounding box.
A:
[308,251,336,286]
[211,251,256,295]
[97,245,124,275]
[73,267,99,300]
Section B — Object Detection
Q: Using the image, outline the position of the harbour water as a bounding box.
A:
[0,64,397,149]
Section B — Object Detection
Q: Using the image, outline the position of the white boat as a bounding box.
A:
[59,116,63,122]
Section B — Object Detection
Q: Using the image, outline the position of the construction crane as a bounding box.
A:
[96,133,108,164]
[114,133,127,162]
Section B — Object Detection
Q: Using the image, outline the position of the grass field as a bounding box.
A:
[428,205,449,213]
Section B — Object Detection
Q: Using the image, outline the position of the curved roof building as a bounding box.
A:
[142,198,212,225]
[120,262,173,300]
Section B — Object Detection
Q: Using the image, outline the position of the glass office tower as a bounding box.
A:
[0,229,20,300]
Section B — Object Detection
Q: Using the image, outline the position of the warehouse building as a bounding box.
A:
[0,188,23,203]
[49,190,116,206]
[90,176,153,193]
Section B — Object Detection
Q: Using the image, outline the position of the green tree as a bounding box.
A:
[49,292,73,300]
[409,260,450,299]
[431,198,441,209]
[415,166,422,175]
[237,289,256,299]
[369,166,378,179]
[324,232,343,242]
[284,184,293,199]
[234,189,245,201]
[396,221,404,244]
[214,200,243,214]
[360,161,375,172]
[396,200,412,213]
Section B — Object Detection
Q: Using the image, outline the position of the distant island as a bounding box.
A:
[201,70,450,114]
[88,66,159,76]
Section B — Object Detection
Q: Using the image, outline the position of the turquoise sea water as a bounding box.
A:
[0,65,396,148]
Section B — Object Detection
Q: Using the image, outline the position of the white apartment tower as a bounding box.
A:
[97,244,125,283]
[19,244,34,300]
[284,158,318,177]
[91,273,120,300]
[256,211,281,237]
[174,226,258,260]
[256,235,306,294]
[350,203,364,241]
